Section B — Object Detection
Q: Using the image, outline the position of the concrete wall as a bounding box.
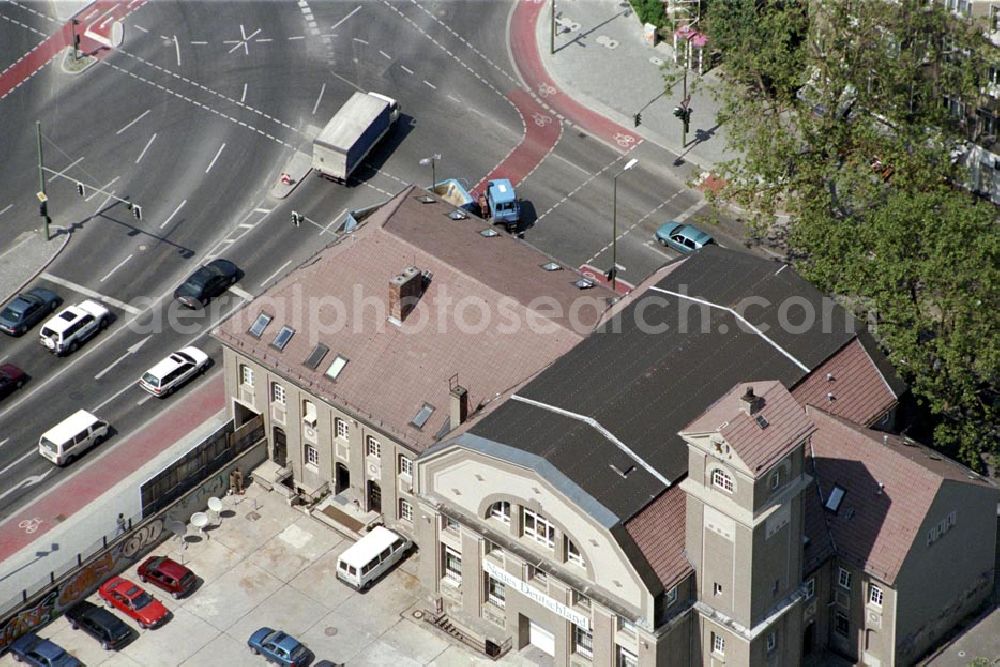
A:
[895,480,998,664]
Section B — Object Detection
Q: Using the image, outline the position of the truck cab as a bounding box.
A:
[483,179,520,232]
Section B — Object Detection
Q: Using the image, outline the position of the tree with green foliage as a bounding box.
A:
[688,0,999,467]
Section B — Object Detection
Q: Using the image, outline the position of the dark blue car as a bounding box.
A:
[0,288,61,336]
[248,627,313,667]
[7,632,82,667]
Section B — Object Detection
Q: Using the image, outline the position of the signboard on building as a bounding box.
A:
[483,561,590,631]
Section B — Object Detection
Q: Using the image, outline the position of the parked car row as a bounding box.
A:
[5,556,196,662]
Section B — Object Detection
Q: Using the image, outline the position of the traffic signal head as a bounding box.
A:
[673,107,683,118]
[132,204,142,220]
[76,181,85,197]
[291,210,301,227]
[39,201,47,217]
[634,113,642,127]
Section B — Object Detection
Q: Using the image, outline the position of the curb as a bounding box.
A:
[0,227,73,306]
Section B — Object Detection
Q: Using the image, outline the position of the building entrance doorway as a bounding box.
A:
[803,621,815,655]
[367,479,382,513]
[335,463,350,494]
[273,427,287,466]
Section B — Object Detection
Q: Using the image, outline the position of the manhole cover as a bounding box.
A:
[649,56,664,66]
[55,514,66,523]
[324,626,338,637]
[412,610,424,620]
[604,39,619,49]
[246,511,261,522]
[138,244,147,251]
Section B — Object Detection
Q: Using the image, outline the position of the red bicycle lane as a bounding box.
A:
[508,0,640,155]
[0,375,224,562]
[0,0,144,103]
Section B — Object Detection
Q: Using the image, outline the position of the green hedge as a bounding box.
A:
[630,0,666,27]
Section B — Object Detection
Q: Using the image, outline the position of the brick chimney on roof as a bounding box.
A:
[739,386,764,416]
[450,385,468,429]
[389,266,422,323]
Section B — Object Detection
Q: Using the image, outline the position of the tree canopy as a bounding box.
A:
[695,0,999,467]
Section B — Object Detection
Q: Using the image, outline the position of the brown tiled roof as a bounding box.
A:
[807,407,993,584]
[214,186,615,451]
[681,381,816,476]
[624,486,691,590]
[792,338,898,426]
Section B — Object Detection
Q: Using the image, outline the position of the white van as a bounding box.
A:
[38,410,110,466]
[336,526,411,590]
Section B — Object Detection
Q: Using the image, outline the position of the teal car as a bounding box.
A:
[655,221,716,253]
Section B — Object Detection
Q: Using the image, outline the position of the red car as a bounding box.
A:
[137,555,197,599]
[98,576,170,629]
[0,364,26,400]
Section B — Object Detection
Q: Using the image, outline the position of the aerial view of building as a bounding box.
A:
[0,0,995,665]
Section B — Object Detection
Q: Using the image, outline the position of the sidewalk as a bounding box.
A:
[526,0,734,174]
[0,228,72,305]
[0,375,225,615]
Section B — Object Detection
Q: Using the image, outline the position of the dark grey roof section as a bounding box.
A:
[854,328,908,398]
[470,246,863,522]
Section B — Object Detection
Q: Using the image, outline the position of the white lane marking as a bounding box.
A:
[173,35,181,66]
[287,35,305,40]
[93,6,116,27]
[423,80,436,89]
[400,65,413,74]
[190,40,208,45]
[260,261,291,287]
[84,176,119,202]
[115,108,151,135]
[321,208,347,235]
[136,394,152,406]
[205,143,226,173]
[99,254,133,283]
[240,83,247,103]
[253,207,272,213]
[352,37,368,44]
[159,199,187,230]
[330,5,361,30]
[0,234,32,261]
[0,450,35,478]
[135,133,157,163]
[40,273,141,315]
[229,285,253,301]
[133,24,148,33]
[0,469,51,503]
[0,204,11,217]
[83,8,98,19]
[94,335,151,380]
[0,438,9,448]
[379,50,391,60]
[46,156,84,183]
[673,199,707,223]
[311,83,325,115]
[255,38,273,42]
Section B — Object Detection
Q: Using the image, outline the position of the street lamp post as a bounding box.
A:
[419,154,440,190]
[610,158,638,292]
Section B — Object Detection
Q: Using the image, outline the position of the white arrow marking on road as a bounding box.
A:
[100,254,133,283]
[159,199,187,229]
[0,470,53,503]
[94,335,152,380]
[240,83,247,103]
[0,450,37,477]
[205,143,226,173]
[173,35,181,67]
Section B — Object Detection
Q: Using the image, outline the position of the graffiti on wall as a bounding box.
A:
[0,591,57,649]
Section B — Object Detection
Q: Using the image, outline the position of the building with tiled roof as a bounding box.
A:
[213,185,614,535]
[409,245,983,667]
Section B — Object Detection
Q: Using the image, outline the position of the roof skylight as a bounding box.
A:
[825,485,845,512]
[303,343,330,370]
[248,312,273,339]
[480,228,499,237]
[326,355,348,380]
[271,326,295,351]
[411,403,435,429]
[541,262,561,271]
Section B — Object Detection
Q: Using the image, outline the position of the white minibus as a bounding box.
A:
[336,526,411,590]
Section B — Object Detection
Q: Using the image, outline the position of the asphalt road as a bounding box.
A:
[0,0,742,520]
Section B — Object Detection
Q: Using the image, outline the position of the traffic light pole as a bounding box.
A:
[36,121,50,241]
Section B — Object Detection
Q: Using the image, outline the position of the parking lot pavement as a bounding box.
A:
[0,483,542,666]
[926,605,1000,666]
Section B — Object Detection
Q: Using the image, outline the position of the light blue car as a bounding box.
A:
[655,221,716,254]
[248,627,314,667]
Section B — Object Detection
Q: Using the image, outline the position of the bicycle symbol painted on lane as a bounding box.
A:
[19,518,42,534]
[533,112,553,127]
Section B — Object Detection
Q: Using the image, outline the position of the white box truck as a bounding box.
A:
[313,92,400,182]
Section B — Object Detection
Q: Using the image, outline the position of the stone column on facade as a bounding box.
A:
[460,528,482,615]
